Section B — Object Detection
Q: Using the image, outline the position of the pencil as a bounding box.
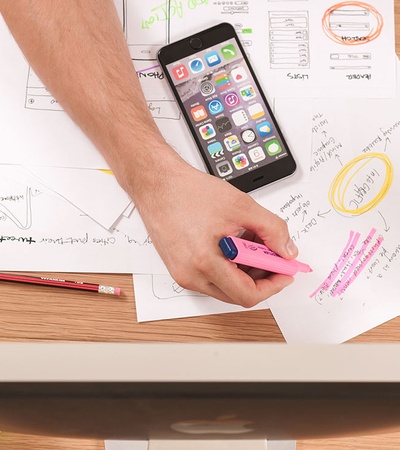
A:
[0,273,121,296]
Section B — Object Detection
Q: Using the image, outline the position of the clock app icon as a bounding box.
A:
[241,129,256,144]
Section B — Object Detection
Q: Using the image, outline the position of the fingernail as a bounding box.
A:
[286,239,298,257]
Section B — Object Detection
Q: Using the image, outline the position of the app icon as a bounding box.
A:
[240,85,256,101]
[232,109,249,126]
[200,81,215,96]
[216,161,233,177]
[200,123,216,140]
[205,51,221,67]
[265,139,283,156]
[248,103,265,120]
[249,146,266,163]
[172,65,189,81]
[207,141,224,158]
[231,67,248,83]
[189,58,205,74]
[232,153,249,170]
[224,135,241,152]
[215,73,231,90]
[208,99,224,115]
[190,105,207,122]
[224,92,240,108]
[241,129,256,144]
[221,44,237,60]
[256,121,273,137]
[216,117,232,133]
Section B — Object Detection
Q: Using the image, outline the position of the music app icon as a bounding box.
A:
[172,65,189,81]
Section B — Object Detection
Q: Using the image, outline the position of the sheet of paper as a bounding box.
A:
[134,274,269,322]
[135,0,396,100]
[25,166,132,230]
[0,166,149,273]
[260,0,396,99]
[265,75,400,343]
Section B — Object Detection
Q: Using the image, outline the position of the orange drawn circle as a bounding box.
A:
[322,1,384,45]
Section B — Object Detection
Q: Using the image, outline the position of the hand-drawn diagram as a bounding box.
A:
[322,1,384,46]
[0,187,35,230]
[328,152,393,216]
[268,10,310,69]
[151,274,206,299]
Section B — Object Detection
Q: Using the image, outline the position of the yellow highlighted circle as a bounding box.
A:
[328,152,393,216]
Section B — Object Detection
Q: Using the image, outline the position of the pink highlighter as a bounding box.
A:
[219,236,312,276]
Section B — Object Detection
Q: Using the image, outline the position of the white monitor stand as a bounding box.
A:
[105,439,296,450]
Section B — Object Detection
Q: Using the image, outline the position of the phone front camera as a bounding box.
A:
[190,37,203,50]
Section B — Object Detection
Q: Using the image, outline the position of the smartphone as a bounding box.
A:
[157,23,296,193]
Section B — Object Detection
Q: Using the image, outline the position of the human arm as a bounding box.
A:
[0,0,299,307]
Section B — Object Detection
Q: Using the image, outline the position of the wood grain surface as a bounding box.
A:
[0,2,400,448]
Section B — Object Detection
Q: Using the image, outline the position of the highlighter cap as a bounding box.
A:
[219,237,238,260]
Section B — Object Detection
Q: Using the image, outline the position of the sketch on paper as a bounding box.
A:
[268,10,310,70]
[151,274,207,299]
[0,187,36,230]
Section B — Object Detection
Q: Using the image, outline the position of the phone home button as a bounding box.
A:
[190,37,203,49]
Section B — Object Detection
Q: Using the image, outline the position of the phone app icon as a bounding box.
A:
[189,58,205,74]
[224,92,240,108]
[208,99,224,115]
[240,85,256,101]
[231,67,248,83]
[249,146,266,163]
[256,121,273,137]
[248,103,265,120]
[215,73,231,90]
[241,128,256,144]
[207,141,224,158]
[232,109,249,126]
[224,135,241,152]
[216,117,232,133]
[265,139,283,156]
[190,105,207,122]
[216,160,233,177]
[232,153,249,170]
[200,124,216,140]
[221,44,237,60]
[205,51,221,67]
[172,65,189,81]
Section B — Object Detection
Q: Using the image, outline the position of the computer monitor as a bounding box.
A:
[0,343,400,441]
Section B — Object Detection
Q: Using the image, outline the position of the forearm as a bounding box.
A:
[0,0,182,196]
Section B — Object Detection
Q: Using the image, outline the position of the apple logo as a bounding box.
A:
[171,415,254,435]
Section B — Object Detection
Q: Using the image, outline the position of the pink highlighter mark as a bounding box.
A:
[331,228,383,297]
[310,227,383,299]
[309,230,360,298]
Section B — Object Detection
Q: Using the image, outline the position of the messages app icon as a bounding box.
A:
[265,139,282,156]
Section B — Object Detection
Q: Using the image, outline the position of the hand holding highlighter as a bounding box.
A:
[219,236,312,276]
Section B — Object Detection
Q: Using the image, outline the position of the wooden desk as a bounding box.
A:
[1,3,400,449]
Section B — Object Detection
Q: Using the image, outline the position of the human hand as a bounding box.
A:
[131,150,298,308]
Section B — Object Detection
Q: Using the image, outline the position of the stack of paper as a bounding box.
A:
[0,0,398,343]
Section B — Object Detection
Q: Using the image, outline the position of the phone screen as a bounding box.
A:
[159,25,296,192]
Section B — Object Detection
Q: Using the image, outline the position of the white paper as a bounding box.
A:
[266,78,400,343]
[25,166,132,230]
[134,274,269,322]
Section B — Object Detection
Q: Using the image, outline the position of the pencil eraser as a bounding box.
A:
[114,287,121,296]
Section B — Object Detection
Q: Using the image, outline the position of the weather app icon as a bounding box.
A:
[256,121,273,137]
